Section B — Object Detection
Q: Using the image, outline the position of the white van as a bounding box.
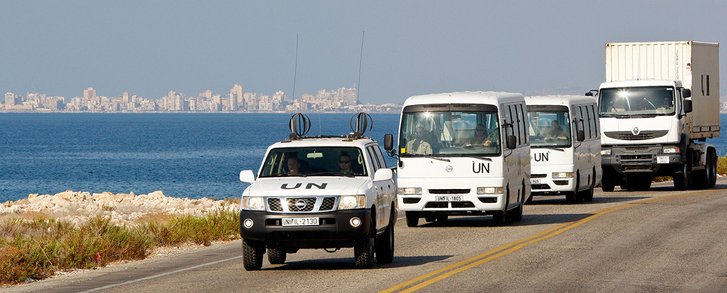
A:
[394,91,531,226]
[525,95,601,202]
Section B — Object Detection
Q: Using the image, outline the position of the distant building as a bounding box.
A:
[5,92,16,110]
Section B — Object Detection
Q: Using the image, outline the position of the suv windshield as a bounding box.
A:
[399,106,500,156]
[527,106,571,148]
[599,86,676,117]
[259,147,367,177]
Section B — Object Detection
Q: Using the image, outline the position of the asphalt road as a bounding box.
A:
[8,179,727,292]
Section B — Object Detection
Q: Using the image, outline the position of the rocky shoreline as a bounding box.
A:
[0,190,239,226]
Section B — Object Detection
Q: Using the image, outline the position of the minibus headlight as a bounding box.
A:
[601,149,612,156]
[338,195,366,210]
[552,172,574,179]
[241,196,265,211]
[397,187,422,195]
[477,187,504,194]
[662,146,680,154]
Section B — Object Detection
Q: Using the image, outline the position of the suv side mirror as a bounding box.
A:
[682,88,691,98]
[373,168,393,181]
[239,170,255,183]
[577,130,585,142]
[683,99,693,113]
[384,134,393,151]
[506,135,517,150]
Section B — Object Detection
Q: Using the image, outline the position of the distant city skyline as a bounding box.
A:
[2,1,726,104]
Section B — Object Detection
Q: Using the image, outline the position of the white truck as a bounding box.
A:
[394,91,531,226]
[238,113,397,270]
[591,41,720,191]
[525,95,601,203]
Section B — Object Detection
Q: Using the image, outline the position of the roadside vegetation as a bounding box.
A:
[0,208,240,285]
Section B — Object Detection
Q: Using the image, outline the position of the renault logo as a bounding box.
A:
[632,127,641,135]
[295,199,307,209]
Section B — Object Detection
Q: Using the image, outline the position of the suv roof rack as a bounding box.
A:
[285,112,374,142]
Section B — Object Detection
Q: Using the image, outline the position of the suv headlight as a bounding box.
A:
[397,187,422,195]
[241,196,265,211]
[338,195,366,210]
[477,187,504,194]
[663,146,680,154]
[601,149,611,156]
[552,172,574,179]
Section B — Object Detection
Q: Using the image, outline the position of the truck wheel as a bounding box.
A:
[405,212,419,227]
[707,148,717,188]
[674,163,689,190]
[243,239,264,271]
[375,216,395,264]
[267,248,286,264]
[601,172,615,192]
[354,224,375,268]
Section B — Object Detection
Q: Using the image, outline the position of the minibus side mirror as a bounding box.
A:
[682,88,691,98]
[577,130,585,142]
[683,99,693,113]
[506,135,517,149]
[384,134,393,151]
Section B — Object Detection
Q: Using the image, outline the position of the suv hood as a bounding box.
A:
[245,177,370,197]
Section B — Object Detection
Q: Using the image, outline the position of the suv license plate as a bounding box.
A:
[282,217,319,227]
[435,195,463,202]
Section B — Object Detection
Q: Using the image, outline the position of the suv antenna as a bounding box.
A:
[356,31,365,105]
[292,33,300,102]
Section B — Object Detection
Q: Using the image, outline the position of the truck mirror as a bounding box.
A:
[683,99,693,113]
[240,170,255,183]
[384,134,393,151]
[682,88,691,98]
[506,135,517,149]
[577,130,585,142]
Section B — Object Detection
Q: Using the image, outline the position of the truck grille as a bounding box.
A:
[604,130,668,140]
[428,189,470,194]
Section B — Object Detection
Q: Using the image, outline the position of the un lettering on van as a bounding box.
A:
[473,162,491,174]
[533,152,549,162]
[281,183,328,190]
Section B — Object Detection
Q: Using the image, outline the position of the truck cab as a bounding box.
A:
[238,113,397,270]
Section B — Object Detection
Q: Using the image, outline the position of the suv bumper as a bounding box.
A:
[239,209,372,249]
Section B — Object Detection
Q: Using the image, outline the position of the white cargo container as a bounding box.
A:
[595,41,720,191]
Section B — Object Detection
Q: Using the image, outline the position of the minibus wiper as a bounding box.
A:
[461,156,493,162]
[430,157,451,162]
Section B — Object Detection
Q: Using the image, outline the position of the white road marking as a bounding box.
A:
[82,255,242,292]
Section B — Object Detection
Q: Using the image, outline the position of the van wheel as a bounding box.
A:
[580,186,594,202]
[508,204,523,222]
[492,211,507,226]
[242,239,264,271]
[267,248,286,264]
[375,213,395,264]
[354,221,375,268]
[405,212,419,227]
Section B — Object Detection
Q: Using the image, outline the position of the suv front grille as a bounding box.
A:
[287,198,317,212]
[268,198,283,211]
[320,197,336,211]
[266,196,338,213]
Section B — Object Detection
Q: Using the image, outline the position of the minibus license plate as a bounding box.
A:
[435,195,463,202]
[531,178,542,184]
[282,217,319,226]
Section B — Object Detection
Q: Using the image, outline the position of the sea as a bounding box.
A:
[3,113,727,203]
[0,113,399,202]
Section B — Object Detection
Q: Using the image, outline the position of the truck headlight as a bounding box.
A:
[601,149,611,156]
[338,195,366,210]
[241,196,265,211]
[397,187,422,195]
[477,187,504,194]
[552,172,574,179]
[662,146,680,154]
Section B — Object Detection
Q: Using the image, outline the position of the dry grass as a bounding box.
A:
[0,209,240,285]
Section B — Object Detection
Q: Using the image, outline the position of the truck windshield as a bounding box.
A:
[599,86,676,117]
[259,147,367,177]
[399,108,500,157]
[527,107,571,148]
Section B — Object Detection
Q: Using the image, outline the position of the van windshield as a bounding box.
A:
[527,108,571,148]
[599,86,676,117]
[399,107,500,157]
[259,147,367,177]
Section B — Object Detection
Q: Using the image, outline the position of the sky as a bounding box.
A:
[1,0,726,104]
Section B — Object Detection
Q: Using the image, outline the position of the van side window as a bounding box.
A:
[517,104,527,145]
[590,104,599,138]
[582,106,591,139]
